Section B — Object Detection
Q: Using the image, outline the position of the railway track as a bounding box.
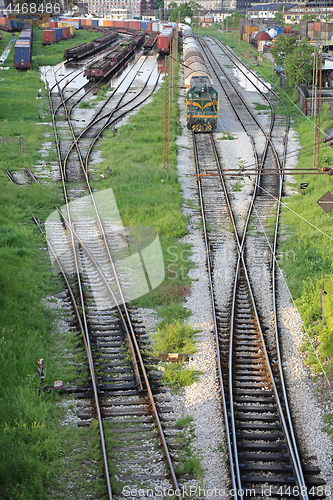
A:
[193,37,325,498]
[39,53,183,498]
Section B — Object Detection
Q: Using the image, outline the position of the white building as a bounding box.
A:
[88,0,141,17]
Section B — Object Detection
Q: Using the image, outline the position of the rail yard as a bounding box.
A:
[1,16,333,500]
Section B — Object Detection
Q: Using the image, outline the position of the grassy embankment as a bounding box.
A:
[0,29,108,499]
[197,26,333,378]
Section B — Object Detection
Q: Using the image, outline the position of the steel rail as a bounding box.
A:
[209,37,310,495]
[195,36,309,498]
[201,35,309,490]
[47,81,113,500]
[54,206,144,391]
[195,130,310,500]
[192,133,238,495]
[62,56,158,173]
[51,67,182,497]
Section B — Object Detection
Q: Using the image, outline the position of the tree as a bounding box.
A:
[222,10,246,29]
[168,1,201,23]
[302,14,319,22]
[274,5,284,25]
[285,42,313,89]
[155,0,164,11]
[270,35,297,66]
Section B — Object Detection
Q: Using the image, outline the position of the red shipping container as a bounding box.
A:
[0,17,6,25]
[43,29,56,44]
[146,22,152,31]
[129,20,141,30]
[314,22,321,32]
[157,32,171,53]
[115,20,124,27]
[49,21,58,28]
[62,26,70,39]
[123,21,129,28]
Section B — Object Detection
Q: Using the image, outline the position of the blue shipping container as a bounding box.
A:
[141,21,148,30]
[19,33,32,40]
[276,26,284,34]
[92,19,98,26]
[15,44,31,64]
[55,27,63,40]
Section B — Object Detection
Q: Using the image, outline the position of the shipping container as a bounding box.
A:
[98,18,104,26]
[146,21,152,31]
[284,24,292,34]
[152,22,159,32]
[129,20,141,29]
[43,29,56,44]
[49,21,58,28]
[276,26,284,34]
[14,44,31,65]
[86,19,92,26]
[115,20,123,27]
[55,27,63,40]
[123,21,129,28]
[157,31,172,53]
[62,26,71,39]
[92,19,98,26]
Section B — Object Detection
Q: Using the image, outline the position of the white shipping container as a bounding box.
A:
[152,22,159,32]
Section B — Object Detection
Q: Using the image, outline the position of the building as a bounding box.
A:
[87,0,154,18]
[284,6,333,23]
[248,3,296,19]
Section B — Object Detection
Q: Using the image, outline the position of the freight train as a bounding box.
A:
[182,27,219,132]
[84,33,144,80]
[157,24,175,54]
[64,31,118,60]
[14,27,32,69]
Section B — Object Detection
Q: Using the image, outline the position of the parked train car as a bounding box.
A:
[84,34,143,80]
[182,28,218,132]
[14,27,32,69]
[64,30,117,60]
[157,26,173,54]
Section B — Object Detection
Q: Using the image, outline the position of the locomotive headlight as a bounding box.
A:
[212,93,217,99]
[188,93,192,98]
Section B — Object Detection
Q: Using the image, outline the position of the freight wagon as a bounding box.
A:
[42,24,75,44]
[84,35,143,81]
[157,28,173,54]
[64,30,117,60]
[14,27,32,69]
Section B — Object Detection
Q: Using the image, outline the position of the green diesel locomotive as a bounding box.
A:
[186,76,219,132]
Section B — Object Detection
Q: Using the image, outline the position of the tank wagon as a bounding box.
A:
[14,27,32,69]
[182,27,218,132]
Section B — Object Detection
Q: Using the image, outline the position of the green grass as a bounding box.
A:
[154,320,197,355]
[162,363,200,390]
[174,414,203,479]
[0,32,105,500]
[32,27,103,68]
